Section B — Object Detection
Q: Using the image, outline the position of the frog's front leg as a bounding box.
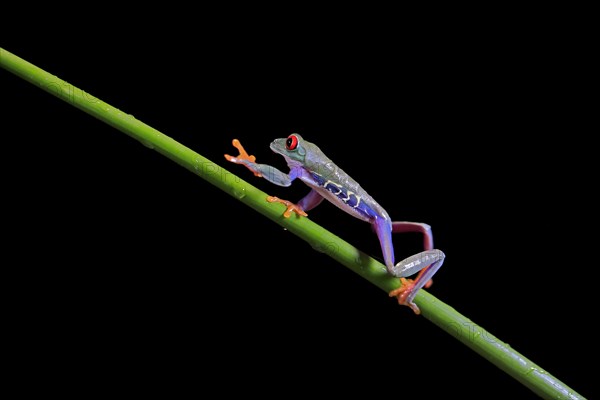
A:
[373,219,445,314]
[225,139,293,186]
[225,139,307,217]
[268,189,324,218]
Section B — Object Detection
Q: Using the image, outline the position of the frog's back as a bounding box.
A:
[302,142,390,224]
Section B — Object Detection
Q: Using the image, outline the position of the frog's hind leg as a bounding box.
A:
[392,222,436,288]
[392,222,434,251]
[373,219,445,314]
[389,221,444,313]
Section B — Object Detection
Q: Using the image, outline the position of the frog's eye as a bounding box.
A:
[286,134,299,150]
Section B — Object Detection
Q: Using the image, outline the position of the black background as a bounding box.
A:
[2,18,594,399]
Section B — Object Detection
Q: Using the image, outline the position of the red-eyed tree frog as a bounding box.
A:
[225,134,445,314]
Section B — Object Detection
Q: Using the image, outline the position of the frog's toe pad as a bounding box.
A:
[267,196,308,218]
[389,278,421,315]
[224,139,257,164]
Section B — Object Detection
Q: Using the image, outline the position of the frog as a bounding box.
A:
[225,134,445,314]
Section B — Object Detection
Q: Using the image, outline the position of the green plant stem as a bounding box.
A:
[1,47,585,400]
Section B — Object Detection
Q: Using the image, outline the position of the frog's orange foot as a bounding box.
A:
[267,196,308,218]
[224,139,261,177]
[389,278,421,315]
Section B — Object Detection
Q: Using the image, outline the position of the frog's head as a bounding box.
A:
[270,134,307,166]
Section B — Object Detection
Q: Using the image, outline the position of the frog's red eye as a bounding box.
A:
[286,135,298,150]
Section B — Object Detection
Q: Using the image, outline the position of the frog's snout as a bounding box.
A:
[270,138,286,154]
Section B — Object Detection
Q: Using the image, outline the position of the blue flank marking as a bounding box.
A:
[310,171,328,186]
[310,172,378,219]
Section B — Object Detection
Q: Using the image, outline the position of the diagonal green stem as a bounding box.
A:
[1,47,585,400]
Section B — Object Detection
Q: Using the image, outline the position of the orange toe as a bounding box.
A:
[224,139,261,177]
[267,196,308,218]
[389,278,421,315]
